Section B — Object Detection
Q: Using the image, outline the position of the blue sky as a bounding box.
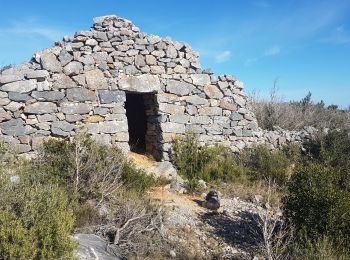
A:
[0,0,349,107]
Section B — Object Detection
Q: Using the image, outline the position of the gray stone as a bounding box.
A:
[230,112,244,121]
[67,88,96,102]
[184,95,208,105]
[32,91,65,101]
[85,38,98,46]
[0,75,22,84]
[191,74,211,86]
[52,121,75,132]
[119,74,161,93]
[135,55,146,68]
[8,92,31,102]
[25,70,49,80]
[0,98,10,106]
[198,107,222,116]
[99,120,127,133]
[161,122,185,133]
[85,69,108,89]
[98,90,125,104]
[166,80,195,96]
[145,55,157,65]
[61,102,92,114]
[63,61,83,76]
[190,116,211,125]
[52,73,77,89]
[40,52,62,72]
[204,85,224,99]
[93,15,118,24]
[37,114,56,122]
[58,50,74,66]
[166,46,178,58]
[5,102,23,112]
[0,119,30,136]
[1,79,37,93]
[24,102,58,114]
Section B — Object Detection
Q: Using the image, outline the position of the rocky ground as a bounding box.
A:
[74,153,268,259]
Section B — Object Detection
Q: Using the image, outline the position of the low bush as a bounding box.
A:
[239,144,299,187]
[0,172,76,259]
[36,134,155,201]
[0,210,37,260]
[284,130,350,253]
[172,133,247,192]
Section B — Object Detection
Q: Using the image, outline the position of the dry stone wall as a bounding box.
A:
[0,15,261,160]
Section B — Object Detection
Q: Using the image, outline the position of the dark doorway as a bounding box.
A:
[125,93,147,153]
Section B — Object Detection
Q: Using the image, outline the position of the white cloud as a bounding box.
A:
[215,50,231,63]
[0,19,70,42]
[264,45,281,56]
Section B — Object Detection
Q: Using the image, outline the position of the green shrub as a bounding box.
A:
[172,133,246,192]
[0,210,37,260]
[122,161,155,193]
[36,134,154,201]
[0,175,76,260]
[23,185,77,259]
[240,144,296,186]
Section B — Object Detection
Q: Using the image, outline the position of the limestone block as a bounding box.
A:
[119,74,161,93]
[1,79,37,93]
[166,79,195,96]
[99,120,127,133]
[183,95,208,106]
[58,50,73,66]
[159,103,185,115]
[61,102,92,114]
[40,52,62,73]
[204,85,224,99]
[198,107,222,116]
[85,69,108,89]
[191,74,210,86]
[32,91,65,101]
[161,122,185,134]
[66,88,96,102]
[25,70,49,80]
[98,90,125,104]
[24,102,58,114]
[0,75,22,84]
[63,61,83,76]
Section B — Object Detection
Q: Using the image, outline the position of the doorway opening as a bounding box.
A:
[125,92,162,160]
[125,93,147,153]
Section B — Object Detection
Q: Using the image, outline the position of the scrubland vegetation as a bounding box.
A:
[173,130,350,259]
[0,134,165,259]
[250,85,350,131]
[0,83,349,258]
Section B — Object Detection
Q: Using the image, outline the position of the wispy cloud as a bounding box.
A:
[0,18,70,41]
[264,45,281,56]
[322,25,350,44]
[215,50,232,63]
[252,1,270,8]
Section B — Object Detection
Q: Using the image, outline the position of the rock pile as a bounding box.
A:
[0,15,317,160]
[0,15,259,160]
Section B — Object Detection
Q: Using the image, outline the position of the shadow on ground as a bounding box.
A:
[200,211,262,254]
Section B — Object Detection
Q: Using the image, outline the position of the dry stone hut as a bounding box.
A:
[0,15,259,161]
